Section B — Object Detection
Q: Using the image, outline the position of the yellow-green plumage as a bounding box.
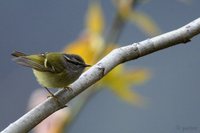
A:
[12,51,90,89]
[33,69,72,88]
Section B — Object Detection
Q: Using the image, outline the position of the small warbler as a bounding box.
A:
[12,51,90,96]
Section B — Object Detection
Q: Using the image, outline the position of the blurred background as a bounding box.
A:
[0,0,200,133]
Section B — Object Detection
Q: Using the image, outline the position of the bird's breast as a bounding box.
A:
[32,69,79,88]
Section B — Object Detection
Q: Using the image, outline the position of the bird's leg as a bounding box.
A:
[44,87,67,108]
[44,87,56,98]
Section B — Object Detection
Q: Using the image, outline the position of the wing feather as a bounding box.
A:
[12,51,56,72]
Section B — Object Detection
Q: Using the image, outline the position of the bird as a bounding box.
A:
[11,51,90,97]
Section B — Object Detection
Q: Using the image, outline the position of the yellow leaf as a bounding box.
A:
[101,65,150,105]
[125,68,150,85]
[110,84,145,105]
[112,0,133,18]
[86,1,104,34]
[128,10,161,36]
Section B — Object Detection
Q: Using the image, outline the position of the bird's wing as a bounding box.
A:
[12,51,56,73]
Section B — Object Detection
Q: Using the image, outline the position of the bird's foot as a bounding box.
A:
[64,87,74,95]
[44,87,67,108]
[47,95,68,108]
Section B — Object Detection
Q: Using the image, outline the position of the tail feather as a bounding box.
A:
[11,51,27,57]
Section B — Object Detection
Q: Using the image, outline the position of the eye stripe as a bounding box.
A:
[64,54,85,66]
[63,54,71,61]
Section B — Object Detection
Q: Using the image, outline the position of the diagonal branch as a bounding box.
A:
[2,18,200,133]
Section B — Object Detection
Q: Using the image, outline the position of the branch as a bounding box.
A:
[2,18,200,133]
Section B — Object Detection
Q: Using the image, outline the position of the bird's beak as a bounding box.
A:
[84,64,91,67]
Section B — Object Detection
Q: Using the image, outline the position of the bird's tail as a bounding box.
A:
[11,51,27,57]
